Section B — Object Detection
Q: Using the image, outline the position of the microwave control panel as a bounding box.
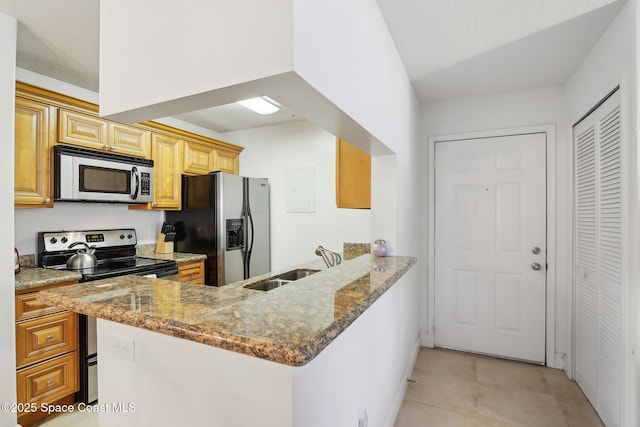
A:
[140,172,151,195]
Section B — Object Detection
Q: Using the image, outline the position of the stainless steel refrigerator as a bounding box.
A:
[166,171,270,286]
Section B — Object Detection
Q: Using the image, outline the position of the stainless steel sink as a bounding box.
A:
[273,268,320,281]
[243,269,321,291]
[244,279,290,291]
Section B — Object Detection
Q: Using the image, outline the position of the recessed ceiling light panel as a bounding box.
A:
[237,96,280,115]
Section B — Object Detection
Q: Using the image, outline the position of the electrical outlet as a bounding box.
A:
[112,337,135,361]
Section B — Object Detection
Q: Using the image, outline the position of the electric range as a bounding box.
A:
[37,228,178,404]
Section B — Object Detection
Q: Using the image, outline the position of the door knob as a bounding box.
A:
[531,246,541,254]
[531,262,542,271]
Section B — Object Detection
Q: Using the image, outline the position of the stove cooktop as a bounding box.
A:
[54,257,178,282]
[38,229,178,282]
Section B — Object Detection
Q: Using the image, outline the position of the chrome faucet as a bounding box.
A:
[315,246,342,268]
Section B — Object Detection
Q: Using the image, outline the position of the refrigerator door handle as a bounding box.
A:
[247,210,255,265]
[241,215,249,254]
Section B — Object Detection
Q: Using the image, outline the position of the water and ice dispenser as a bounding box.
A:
[226,218,244,250]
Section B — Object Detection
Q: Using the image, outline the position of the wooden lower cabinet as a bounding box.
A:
[15,281,79,427]
[178,260,205,285]
[16,354,77,427]
[16,312,77,368]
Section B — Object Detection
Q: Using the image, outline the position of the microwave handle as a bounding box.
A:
[131,166,139,200]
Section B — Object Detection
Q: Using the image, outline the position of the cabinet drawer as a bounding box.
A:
[16,293,66,322]
[17,352,78,410]
[178,261,204,282]
[16,312,77,368]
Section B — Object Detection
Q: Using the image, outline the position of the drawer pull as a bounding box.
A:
[46,335,54,341]
[47,380,54,386]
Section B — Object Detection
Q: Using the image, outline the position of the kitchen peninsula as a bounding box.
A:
[37,254,417,427]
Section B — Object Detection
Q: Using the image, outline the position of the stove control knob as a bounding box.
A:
[49,237,57,244]
[61,237,68,244]
[127,234,133,239]
[120,234,125,239]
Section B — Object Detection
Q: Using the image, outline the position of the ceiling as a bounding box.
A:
[0,0,626,133]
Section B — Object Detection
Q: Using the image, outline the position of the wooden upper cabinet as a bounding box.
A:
[58,109,108,150]
[58,109,150,158]
[150,133,183,210]
[183,139,215,175]
[214,148,240,174]
[108,123,151,158]
[15,82,244,211]
[14,98,54,208]
[335,138,371,209]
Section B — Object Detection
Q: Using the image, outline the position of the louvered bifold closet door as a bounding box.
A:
[573,89,623,427]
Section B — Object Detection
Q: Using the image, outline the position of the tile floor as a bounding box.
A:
[31,347,603,427]
[394,347,604,427]
[30,404,97,427]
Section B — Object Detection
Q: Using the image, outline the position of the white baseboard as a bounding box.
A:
[420,330,433,347]
[383,335,421,427]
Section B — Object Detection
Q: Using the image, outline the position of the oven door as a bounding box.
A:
[55,145,153,204]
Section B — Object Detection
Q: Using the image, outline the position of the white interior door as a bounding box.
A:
[434,133,547,363]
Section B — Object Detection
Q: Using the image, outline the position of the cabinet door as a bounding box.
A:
[109,123,151,158]
[151,133,182,209]
[178,260,205,285]
[336,138,371,209]
[213,148,239,174]
[183,140,215,174]
[14,98,54,208]
[58,109,108,151]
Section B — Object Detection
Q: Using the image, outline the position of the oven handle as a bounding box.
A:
[131,166,139,200]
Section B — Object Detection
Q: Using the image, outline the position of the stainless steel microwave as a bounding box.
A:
[54,145,154,204]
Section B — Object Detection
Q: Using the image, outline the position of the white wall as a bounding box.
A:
[564,0,638,424]
[292,0,422,259]
[225,121,371,270]
[0,11,17,426]
[99,3,422,425]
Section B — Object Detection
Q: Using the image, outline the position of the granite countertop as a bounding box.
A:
[15,268,83,293]
[15,249,207,292]
[136,244,207,264]
[37,254,417,366]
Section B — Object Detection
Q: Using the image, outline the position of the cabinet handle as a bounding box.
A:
[46,335,54,341]
[47,380,54,386]
[110,146,116,151]
[190,271,195,276]
[103,144,109,149]
[45,198,50,203]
